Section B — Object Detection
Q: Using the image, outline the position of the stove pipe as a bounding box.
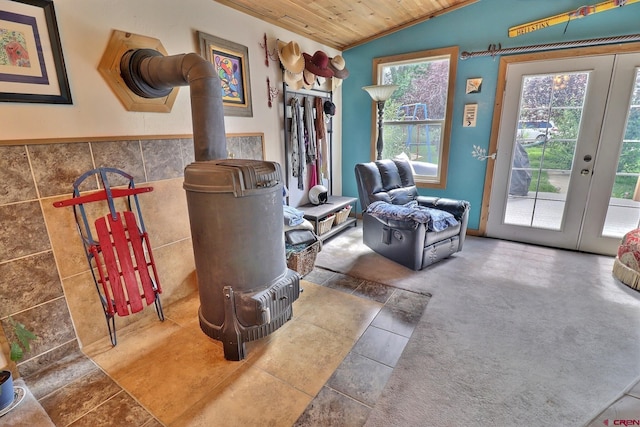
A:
[120,49,227,161]
[119,49,300,361]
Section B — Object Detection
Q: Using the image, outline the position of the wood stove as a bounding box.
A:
[184,159,300,360]
[119,48,300,360]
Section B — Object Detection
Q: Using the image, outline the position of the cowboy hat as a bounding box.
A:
[302,69,315,90]
[284,69,303,90]
[328,55,349,79]
[303,51,334,78]
[277,40,305,74]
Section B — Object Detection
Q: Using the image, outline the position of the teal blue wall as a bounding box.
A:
[342,0,640,230]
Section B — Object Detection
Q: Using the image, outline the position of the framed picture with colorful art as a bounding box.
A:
[198,31,252,117]
[0,0,72,104]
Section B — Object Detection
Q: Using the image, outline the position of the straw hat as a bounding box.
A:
[303,51,334,78]
[302,69,315,90]
[284,69,303,90]
[277,40,305,74]
[328,55,349,79]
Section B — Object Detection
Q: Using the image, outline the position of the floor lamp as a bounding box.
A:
[363,84,398,160]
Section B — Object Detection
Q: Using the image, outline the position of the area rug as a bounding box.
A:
[316,227,640,426]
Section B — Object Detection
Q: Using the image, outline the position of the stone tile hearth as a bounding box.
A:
[4,268,430,426]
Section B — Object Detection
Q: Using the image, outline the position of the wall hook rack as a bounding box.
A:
[267,77,279,108]
[259,33,278,67]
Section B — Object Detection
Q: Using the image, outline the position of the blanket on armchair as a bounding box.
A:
[366,200,458,232]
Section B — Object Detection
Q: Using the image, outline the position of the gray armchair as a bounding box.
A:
[354,159,470,270]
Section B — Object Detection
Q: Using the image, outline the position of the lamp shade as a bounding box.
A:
[362,84,398,101]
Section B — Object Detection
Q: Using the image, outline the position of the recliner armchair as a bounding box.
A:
[354,159,470,270]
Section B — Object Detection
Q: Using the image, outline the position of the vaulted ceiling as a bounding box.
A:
[214,0,478,51]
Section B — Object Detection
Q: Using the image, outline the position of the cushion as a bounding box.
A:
[613,229,640,291]
[377,160,403,190]
[285,229,317,246]
[617,229,640,271]
[284,218,314,232]
[394,152,417,176]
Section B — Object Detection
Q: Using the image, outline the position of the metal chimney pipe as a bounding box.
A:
[120,49,227,161]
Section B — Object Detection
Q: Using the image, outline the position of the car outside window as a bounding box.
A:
[517,120,559,145]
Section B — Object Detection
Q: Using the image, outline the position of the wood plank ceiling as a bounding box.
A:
[213,0,478,51]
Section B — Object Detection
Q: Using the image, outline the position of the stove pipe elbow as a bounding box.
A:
[120,49,227,161]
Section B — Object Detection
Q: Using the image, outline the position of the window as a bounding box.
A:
[372,46,458,188]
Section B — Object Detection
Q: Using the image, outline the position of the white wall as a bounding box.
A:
[1,0,342,195]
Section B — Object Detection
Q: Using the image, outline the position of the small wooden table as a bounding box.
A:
[297,196,358,242]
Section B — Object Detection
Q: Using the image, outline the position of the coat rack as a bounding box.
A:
[283,84,333,206]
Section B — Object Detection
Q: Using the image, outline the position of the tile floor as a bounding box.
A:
[6,268,430,426]
[586,380,640,426]
[6,263,638,426]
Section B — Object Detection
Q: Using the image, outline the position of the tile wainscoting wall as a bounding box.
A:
[0,134,263,379]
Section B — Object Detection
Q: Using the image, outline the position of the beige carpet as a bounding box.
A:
[316,227,640,426]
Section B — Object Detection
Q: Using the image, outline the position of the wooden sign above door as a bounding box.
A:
[508,0,638,38]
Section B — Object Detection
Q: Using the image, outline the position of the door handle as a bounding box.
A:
[581,168,591,176]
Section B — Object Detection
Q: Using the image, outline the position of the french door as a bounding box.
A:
[486,53,640,255]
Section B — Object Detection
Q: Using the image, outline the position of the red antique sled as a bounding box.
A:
[54,167,164,345]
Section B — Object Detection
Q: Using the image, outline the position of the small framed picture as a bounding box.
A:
[198,31,252,117]
[466,78,483,94]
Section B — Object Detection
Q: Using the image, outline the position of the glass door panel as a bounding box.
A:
[579,54,640,255]
[505,72,589,230]
[487,54,615,251]
[491,53,640,255]
[602,69,640,238]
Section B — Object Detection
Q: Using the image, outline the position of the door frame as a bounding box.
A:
[478,42,640,236]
